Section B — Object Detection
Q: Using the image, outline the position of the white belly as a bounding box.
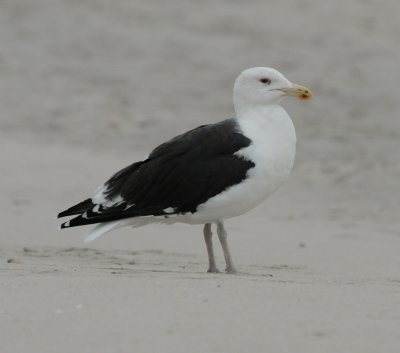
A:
[188,106,297,224]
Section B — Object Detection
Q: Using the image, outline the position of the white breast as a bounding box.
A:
[191,105,296,224]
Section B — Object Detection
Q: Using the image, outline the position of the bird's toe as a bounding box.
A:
[225,266,239,274]
[207,267,220,273]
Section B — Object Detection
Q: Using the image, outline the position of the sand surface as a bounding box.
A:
[1,1,400,352]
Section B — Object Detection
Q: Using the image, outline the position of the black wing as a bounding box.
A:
[59,119,254,228]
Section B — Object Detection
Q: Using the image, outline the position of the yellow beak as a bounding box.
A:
[279,84,313,101]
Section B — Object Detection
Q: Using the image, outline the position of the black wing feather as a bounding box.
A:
[57,198,93,218]
[59,119,254,228]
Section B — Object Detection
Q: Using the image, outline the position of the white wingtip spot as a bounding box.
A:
[124,203,135,211]
[163,207,175,214]
[93,204,100,213]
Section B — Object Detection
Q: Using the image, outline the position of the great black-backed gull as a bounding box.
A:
[58,67,312,273]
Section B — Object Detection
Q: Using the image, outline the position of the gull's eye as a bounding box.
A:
[260,78,271,85]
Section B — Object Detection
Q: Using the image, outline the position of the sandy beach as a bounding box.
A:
[1,1,400,352]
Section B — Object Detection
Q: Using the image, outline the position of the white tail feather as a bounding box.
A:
[83,216,158,243]
[84,221,123,243]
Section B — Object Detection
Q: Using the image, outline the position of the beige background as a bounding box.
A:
[1,1,399,352]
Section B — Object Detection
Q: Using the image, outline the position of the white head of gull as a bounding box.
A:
[233,67,311,116]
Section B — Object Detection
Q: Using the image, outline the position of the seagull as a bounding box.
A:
[58,67,312,273]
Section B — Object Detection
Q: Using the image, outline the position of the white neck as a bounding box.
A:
[235,103,297,187]
[236,105,286,124]
[234,104,296,160]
